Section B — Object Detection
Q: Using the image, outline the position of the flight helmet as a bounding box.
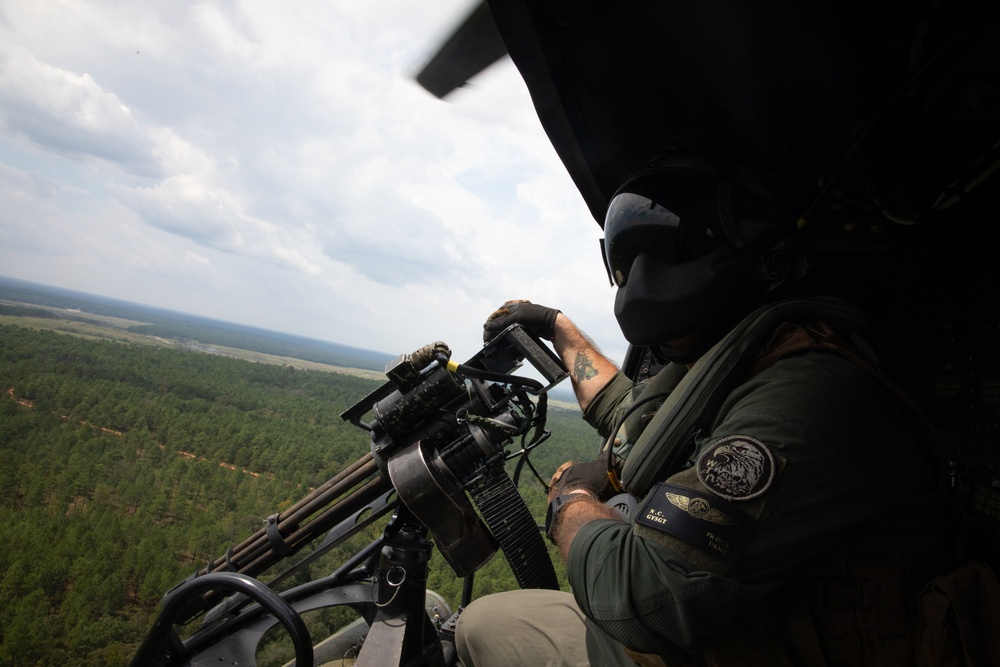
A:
[603,156,794,360]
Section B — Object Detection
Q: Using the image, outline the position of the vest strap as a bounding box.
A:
[622,297,870,496]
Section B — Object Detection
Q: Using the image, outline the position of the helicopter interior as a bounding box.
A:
[419,0,1000,555]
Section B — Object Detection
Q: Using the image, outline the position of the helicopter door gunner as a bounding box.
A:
[455,156,948,667]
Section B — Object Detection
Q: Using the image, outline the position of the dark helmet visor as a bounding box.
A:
[603,190,728,287]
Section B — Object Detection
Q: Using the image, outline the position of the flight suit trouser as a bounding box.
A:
[455,589,638,667]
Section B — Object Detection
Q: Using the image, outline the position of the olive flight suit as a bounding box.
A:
[457,312,946,666]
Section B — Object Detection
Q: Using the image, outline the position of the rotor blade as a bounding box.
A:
[416,1,509,98]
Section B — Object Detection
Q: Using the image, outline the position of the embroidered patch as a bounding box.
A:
[635,483,752,565]
[696,435,776,501]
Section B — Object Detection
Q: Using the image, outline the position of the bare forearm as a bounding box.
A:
[551,313,619,412]
[551,496,626,562]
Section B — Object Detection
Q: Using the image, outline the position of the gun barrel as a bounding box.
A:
[202,452,385,578]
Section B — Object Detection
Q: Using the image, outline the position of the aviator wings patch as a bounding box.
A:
[636,483,752,566]
[665,492,738,525]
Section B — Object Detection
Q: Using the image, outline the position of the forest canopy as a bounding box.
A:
[0,323,596,666]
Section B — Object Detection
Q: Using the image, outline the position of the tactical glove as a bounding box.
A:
[549,458,617,502]
[483,300,560,343]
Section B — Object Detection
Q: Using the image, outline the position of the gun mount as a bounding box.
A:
[130,324,568,667]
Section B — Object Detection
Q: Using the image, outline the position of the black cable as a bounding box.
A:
[435,353,545,392]
[522,450,550,489]
[602,390,674,487]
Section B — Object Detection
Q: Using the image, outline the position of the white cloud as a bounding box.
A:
[183,250,211,267]
[0,44,159,176]
[0,0,630,365]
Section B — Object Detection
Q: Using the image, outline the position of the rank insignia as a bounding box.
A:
[697,435,776,501]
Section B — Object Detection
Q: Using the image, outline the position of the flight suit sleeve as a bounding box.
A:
[581,370,634,437]
[583,363,688,450]
[568,519,763,654]
[565,351,937,655]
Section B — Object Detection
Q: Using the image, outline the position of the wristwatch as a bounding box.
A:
[544,492,591,542]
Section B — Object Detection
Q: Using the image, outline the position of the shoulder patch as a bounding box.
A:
[697,435,776,501]
[635,483,753,565]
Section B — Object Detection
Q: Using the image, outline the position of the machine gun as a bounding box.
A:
[130,324,569,667]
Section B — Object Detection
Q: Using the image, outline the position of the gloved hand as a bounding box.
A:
[483,300,560,343]
[549,458,617,502]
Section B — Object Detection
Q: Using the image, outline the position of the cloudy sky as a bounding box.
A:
[0,0,628,366]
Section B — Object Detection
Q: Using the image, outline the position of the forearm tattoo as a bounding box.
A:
[573,352,599,383]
